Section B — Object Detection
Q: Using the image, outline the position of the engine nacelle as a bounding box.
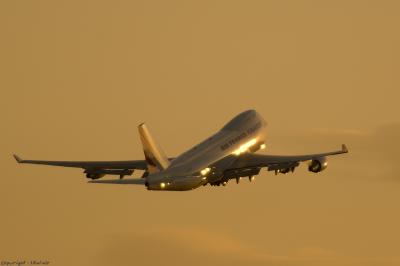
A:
[85,173,106,179]
[308,157,328,173]
[84,169,133,179]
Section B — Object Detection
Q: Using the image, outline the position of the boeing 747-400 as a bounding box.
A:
[14,110,348,191]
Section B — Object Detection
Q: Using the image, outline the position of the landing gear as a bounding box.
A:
[210,180,228,186]
[249,175,255,182]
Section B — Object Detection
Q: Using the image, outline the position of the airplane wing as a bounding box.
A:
[13,154,147,170]
[221,144,348,178]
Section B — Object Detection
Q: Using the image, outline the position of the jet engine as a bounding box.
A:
[85,173,105,179]
[308,157,328,173]
[84,169,133,179]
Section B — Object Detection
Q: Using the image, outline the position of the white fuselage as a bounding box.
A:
[146,110,267,191]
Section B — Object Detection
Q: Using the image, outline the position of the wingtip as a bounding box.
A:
[13,154,22,163]
[342,144,349,153]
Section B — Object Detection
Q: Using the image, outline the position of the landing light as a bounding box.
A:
[201,167,211,176]
[160,182,166,189]
[232,139,257,155]
[260,144,266,150]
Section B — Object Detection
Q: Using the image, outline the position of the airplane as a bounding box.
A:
[14,110,348,191]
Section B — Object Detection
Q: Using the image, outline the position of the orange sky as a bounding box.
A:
[1,1,400,265]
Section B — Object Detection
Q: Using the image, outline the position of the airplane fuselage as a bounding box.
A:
[145,110,267,191]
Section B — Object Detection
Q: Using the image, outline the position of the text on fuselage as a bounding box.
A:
[220,122,261,151]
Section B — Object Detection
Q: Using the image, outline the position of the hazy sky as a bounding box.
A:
[1,1,400,265]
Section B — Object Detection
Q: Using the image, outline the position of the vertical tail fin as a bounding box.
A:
[138,123,170,173]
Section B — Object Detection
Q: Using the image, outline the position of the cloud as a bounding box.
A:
[94,226,400,266]
[293,246,337,259]
[93,226,347,266]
